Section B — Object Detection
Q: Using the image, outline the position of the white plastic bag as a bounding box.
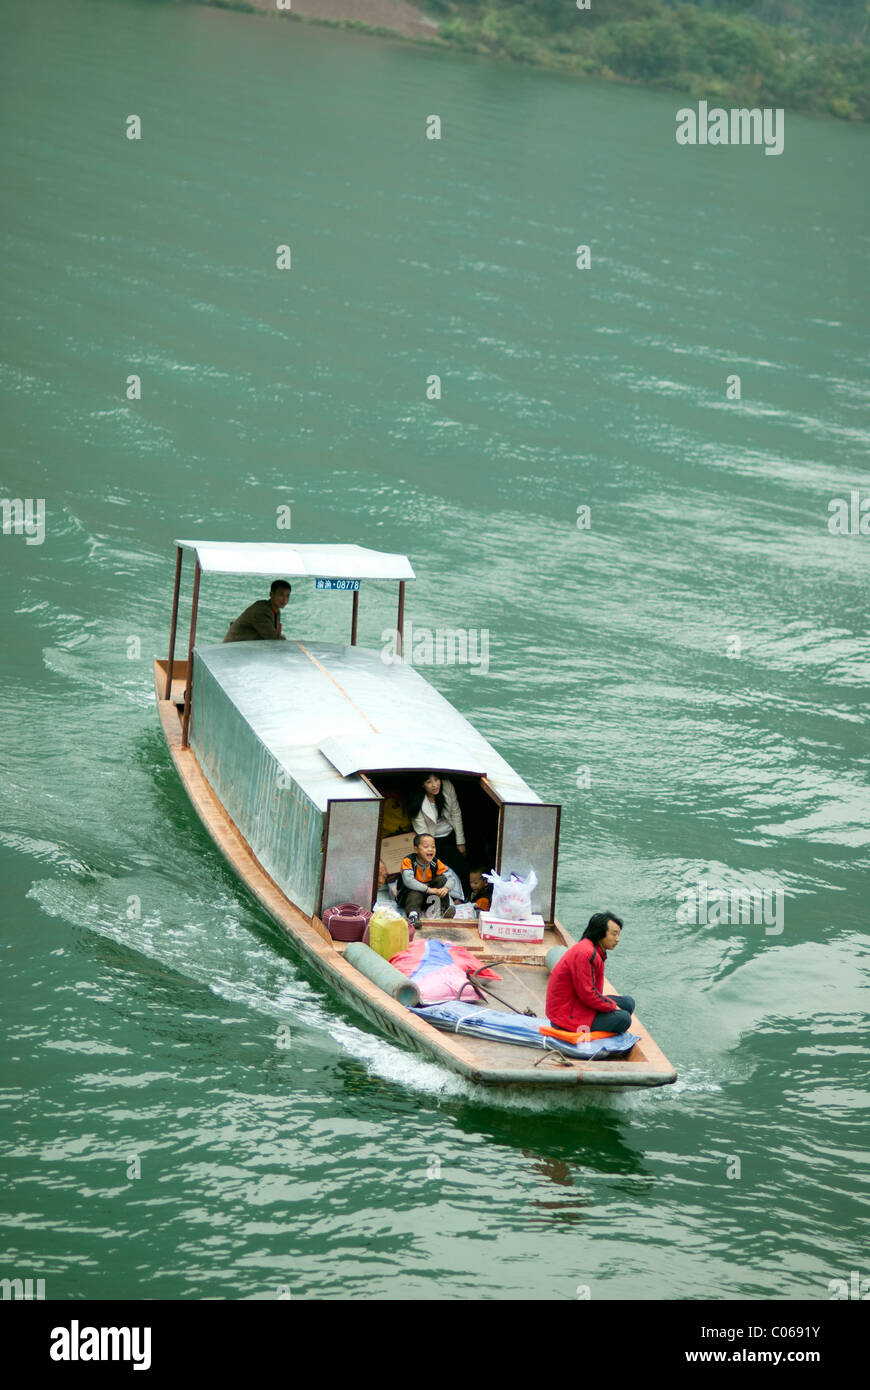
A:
[484,869,538,922]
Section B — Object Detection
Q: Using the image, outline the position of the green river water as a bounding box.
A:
[1,0,868,1301]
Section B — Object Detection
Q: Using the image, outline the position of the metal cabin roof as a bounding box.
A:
[192,641,541,814]
[176,541,415,581]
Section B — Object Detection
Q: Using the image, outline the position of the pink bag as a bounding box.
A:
[390,939,500,1004]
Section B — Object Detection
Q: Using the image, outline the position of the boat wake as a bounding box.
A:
[25,871,476,1097]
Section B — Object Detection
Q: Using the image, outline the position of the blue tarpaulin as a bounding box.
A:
[411,1000,639,1060]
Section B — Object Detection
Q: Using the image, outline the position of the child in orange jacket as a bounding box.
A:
[398,834,461,919]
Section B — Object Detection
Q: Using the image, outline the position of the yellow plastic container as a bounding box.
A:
[368,908,410,962]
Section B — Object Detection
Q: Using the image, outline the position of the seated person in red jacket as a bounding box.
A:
[545,912,635,1035]
[397,834,460,920]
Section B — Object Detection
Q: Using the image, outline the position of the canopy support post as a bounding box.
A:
[350,588,359,646]
[396,581,405,659]
[164,545,183,700]
[180,558,201,749]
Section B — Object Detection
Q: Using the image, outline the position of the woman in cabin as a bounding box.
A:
[545,912,635,1036]
[397,833,461,920]
[407,772,469,897]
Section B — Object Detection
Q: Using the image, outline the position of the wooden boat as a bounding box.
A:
[153,540,676,1089]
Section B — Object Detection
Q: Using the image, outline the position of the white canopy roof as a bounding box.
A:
[176,541,415,581]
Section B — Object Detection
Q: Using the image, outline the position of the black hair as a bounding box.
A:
[582,911,624,944]
[413,832,436,849]
[408,772,447,822]
[270,579,292,595]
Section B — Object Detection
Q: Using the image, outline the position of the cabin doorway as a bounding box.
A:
[364,770,500,896]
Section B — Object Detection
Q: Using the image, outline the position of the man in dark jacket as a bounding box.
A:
[223,580,291,643]
[545,911,635,1034]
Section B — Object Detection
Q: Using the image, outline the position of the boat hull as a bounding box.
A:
[154,659,677,1089]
